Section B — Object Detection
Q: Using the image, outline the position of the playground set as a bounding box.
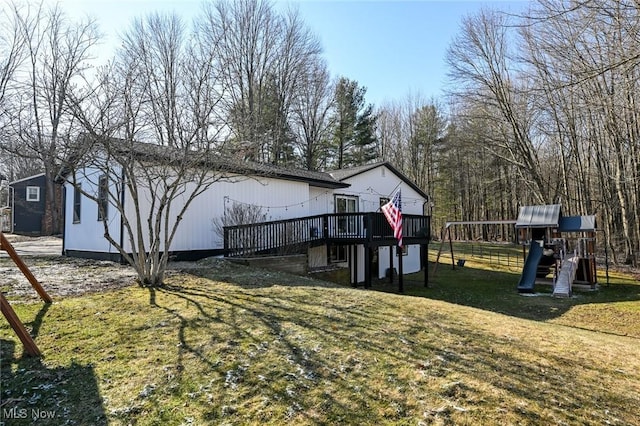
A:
[434,204,599,296]
[0,231,51,356]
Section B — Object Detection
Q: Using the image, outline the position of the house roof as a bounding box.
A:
[328,161,430,200]
[227,161,349,189]
[58,136,348,189]
[9,173,46,185]
[515,204,562,228]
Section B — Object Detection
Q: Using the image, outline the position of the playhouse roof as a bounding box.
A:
[515,204,562,228]
[558,215,596,232]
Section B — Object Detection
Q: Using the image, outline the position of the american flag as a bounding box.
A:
[381,189,403,248]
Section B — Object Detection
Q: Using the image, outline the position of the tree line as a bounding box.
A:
[1,0,638,268]
[442,0,639,266]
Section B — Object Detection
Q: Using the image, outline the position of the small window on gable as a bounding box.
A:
[73,185,81,224]
[97,175,108,221]
[26,186,40,202]
[379,197,390,208]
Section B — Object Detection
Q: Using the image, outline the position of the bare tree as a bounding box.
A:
[65,12,233,286]
[446,8,548,204]
[0,1,99,233]
[200,0,321,164]
[0,2,26,122]
[290,58,334,170]
[1,2,28,181]
[442,1,640,264]
[376,94,445,193]
[517,0,640,264]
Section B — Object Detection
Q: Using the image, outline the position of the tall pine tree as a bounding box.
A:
[330,77,378,169]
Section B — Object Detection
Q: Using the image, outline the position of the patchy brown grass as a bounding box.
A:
[1,254,639,425]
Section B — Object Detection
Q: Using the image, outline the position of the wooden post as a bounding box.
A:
[398,245,404,293]
[432,226,447,276]
[0,232,52,303]
[388,245,394,284]
[352,245,358,287]
[364,245,371,289]
[448,227,455,270]
[423,244,429,288]
[0,231,52,357]
[347,245,354,287]
[0,292,41,356]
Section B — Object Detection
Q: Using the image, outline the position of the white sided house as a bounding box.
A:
[61,146,430,287]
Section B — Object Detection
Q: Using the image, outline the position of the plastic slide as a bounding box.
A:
[553,254,578,297]
[517,241,543,293]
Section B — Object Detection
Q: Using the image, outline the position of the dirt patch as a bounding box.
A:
[0,256,139,299]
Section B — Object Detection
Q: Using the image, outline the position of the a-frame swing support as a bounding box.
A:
[0,231,52,357]
[432,220,518,277]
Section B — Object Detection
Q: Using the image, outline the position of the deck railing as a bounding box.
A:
[223,212,430,257]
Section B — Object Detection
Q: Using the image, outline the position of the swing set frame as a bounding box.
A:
[0,231,52,356]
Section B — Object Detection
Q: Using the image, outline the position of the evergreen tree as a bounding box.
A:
[330,77,378,169]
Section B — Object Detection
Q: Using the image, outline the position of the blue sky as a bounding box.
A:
[54,0,529,107]
[294,1,528,106]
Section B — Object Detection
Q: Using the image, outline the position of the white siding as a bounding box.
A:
[336,165,425,215]
[377,245,422,279]
[337,165,427,277]
[176,175,310,251]
[121,173,312,253]
[63,166,121,254]
[309,187,332,215]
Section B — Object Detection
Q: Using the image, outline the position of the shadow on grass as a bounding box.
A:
[371,261,640,323]
[0,339,107,425]
[141,273,640,424]
[147,282,373,423]
[181,257,639,325]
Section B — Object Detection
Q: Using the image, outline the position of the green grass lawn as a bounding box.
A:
[1,251,639,425]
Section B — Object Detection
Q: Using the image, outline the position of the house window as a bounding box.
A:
[97,175,108,221]
[379,197,390,208]
[73,185,81,224]
[329,244,348,263]
[335,195,358,235]
[26,186,40,202]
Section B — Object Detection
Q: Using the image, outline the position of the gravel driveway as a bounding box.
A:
[0,234,63,258]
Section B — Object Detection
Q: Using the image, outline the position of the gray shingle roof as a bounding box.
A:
[58,135,348,189]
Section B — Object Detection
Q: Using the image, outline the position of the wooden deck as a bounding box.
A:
[223,212,431,257]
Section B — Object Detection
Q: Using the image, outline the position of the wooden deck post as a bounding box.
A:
[364,245,371,289]
[423,244,429,288]
[352,245,358,287]
[398,245,404,293]
[388,245,394,284]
